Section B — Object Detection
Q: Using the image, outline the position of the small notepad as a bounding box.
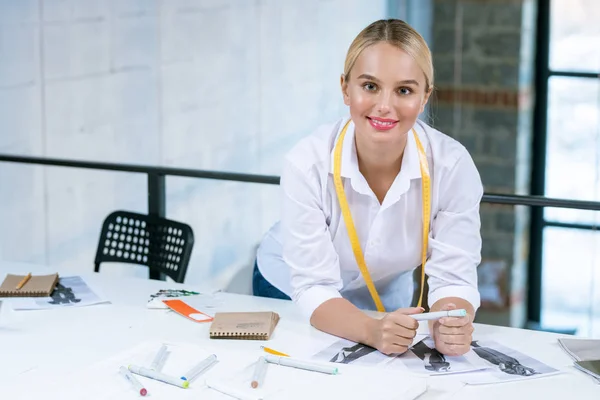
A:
[209,311,280,340]
[0,273,59,297]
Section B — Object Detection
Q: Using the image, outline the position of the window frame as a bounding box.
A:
[529,0,600,324]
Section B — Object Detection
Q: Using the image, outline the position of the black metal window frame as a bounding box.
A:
[528,0,600,324]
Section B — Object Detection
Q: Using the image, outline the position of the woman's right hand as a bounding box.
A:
[368,307,424,355]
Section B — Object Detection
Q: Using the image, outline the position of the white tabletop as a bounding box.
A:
[1,261,599,399]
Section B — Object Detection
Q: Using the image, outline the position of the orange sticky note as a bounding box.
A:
[162,299,214,323]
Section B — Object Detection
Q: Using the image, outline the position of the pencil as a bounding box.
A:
[261,346,289,357]
[16,273,32,290]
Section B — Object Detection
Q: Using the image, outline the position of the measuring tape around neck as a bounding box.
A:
[332,119,431,312]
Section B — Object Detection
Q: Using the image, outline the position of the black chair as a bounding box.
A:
[94,210,194,283]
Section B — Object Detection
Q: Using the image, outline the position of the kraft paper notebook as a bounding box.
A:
[0,273,59,297]
[209,311,280,340]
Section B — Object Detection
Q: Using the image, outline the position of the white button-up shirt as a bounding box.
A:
[257,117,483,319]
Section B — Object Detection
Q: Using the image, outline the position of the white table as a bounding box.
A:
[1,261,599,399]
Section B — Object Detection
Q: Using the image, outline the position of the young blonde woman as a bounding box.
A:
[254,19,482,357]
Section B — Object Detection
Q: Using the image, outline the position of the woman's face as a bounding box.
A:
[341,42,431,147]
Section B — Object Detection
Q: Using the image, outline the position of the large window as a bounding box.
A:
[533,0,600,336]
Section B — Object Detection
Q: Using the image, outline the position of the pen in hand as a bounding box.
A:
[410,309,467,321]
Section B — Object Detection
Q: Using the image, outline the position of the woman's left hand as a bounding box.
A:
[432,303,474,356]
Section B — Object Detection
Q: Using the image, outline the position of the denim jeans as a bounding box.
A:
[252,260,291,300]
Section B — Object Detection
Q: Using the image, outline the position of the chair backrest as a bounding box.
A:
[94,210,194,283]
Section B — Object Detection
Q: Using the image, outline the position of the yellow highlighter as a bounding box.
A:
[261,346,290,357]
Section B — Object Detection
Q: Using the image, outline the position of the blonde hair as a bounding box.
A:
[343,19,434,93]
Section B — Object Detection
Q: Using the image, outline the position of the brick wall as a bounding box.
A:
[430,0,536,326]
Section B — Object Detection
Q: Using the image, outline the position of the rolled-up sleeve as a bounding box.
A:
[426,150,483,312]
[280,159,343,319]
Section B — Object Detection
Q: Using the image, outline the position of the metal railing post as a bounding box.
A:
[147,173,166,281]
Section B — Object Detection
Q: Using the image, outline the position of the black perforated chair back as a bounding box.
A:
[94,210,194,283]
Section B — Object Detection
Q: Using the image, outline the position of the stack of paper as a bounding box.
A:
[558,338,600,362]
[558,338,600,383]
[309,335,562,386]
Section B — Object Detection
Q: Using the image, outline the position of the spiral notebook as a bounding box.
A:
[0,273,59,297]
[209,311,280,340]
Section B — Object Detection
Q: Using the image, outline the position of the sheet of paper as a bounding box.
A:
[22,340,428,400]
[212,355,428,400]
[458,339,562,385]
[386,337,490,376]
[146,289,202,309]
[173,292,227,314]
[418,377,467,400]
[22,341,248,400]
[311,338,397,366]
[8,276,110,310]
[308,333,427,368]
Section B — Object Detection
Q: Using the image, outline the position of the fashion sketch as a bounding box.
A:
[312,339,391,366]
[471,341,538,376]
[329,343,377,364]
[388,337,485,375]
[459,339,559,385]
[48,282,82,305]
[410,340,450,372]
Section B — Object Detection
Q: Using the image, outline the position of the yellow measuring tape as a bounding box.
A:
[333,119,431,312]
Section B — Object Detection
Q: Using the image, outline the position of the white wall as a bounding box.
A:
[0,0,389,291]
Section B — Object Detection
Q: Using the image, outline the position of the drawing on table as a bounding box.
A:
[9,276,109,310]
[471,341,537,376]
[147,289,201,309]
[387,337,488,375]
[311,339,391,366]
[459,339,561,385]
[329,343,378,364]
[410,340,450,372]
[48,283,82,305]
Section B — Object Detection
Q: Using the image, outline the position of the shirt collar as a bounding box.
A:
[328,119,373,195]
[329,118,358,179]
[401,124,425,182]
[329,119,425,183]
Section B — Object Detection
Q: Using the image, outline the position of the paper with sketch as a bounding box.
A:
[310,333,427,367]
[459,339,561,385]
[311,338,394,366]
[146,289,202,309]
[386,337,490,375]
[9,276,109,310]
[20,340,428,400]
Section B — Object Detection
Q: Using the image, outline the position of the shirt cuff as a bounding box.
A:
[427,285,481,313]
[294,285,343,320]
